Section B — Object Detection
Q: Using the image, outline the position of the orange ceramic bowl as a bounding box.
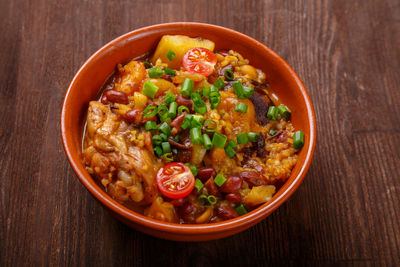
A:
[61,22,316,241]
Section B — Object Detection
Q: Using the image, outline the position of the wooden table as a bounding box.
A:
[1,0,399,266]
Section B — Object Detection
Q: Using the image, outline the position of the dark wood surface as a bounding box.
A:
[1,0,399,266]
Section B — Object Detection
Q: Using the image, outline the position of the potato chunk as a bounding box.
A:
[242,185,276,206]
[151,35,215,69]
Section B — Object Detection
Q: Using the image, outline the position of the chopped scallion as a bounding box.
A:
[212,132,227,148]
[224,69,235,81]
[143,80,159,98]
[207,195,217,205]
[164,67,176,76]
[180,78,194,97]
[225,145,236,158]
[190,127,202,145]
[277,104,291,119]
[178,105,190,114]
[159,122,171,136]
[142,105,157,117]
[203,134,213,150]
[168,101,178,118]
[166,49,176,61]
[204,119,217,132]
[235,203,248,215]
[152,135,162,145]
[235,102,248,113]
[236,132,249,145]
[213,78,224,90]
[248,132,259,142]
[154,146,163,157]
[293,130,305,149]
[195,178,204,192]
[148,67,163,78]
[164,91,176,105]
[144,121,157,131]
[267,106,278,120]
[269,129,277,136]
[214,173,227,187]
[161,141,171,154]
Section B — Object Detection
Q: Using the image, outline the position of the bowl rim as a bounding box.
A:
[61,22,316,235]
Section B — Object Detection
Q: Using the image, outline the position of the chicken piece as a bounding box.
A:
[115,61,146,95]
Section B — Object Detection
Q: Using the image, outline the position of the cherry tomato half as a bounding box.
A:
[182,47,217,77]
[156,162,195,199]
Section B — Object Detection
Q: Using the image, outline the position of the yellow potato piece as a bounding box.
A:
[151,35,215,69]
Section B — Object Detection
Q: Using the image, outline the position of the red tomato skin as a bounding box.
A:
[156,163,195,199]
[182,47,217,77]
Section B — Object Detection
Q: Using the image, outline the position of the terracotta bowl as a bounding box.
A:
[61,22,316,241]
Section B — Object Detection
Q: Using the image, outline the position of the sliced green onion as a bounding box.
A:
[181,115,192,130]
[157,104,168,117]
[178,105,190,114]
[204,119,217,132]
[159,122,171,136]
[159,133,168,141]
[180,78,194,97]
[269,129,277,136]
[224,69,235,81]
[161,141,171,154]
[145,121,157,131]
[174,134,180,142]
[235,102,248,113]
[195,178,204,192]
[148,67,163,78]
[233,81,246,99]
[186,163,198,176]
[191,115,204,128]
[277,104,291,119]
[227,140,237,149]
[194,104,207,114]
[293,130,305,149]
[154,146,163,157]
[164,67,176,76]
[143,80,159,98]
[203,134,213,150]
[152,135,162,145]
[225,145,236,158]
[212,132,227,148]
[191,91,202,101]
[161,152,173,162]
[214,173,227,187]
[168,101,178,118]
[243,86,254,98]
[166,49,176,61]
[207,195,217,205]
[160,113,171,123]
[248,132,259,142]
[190,127,202,145]
[198,194,210,206]
[142,105,157,117]
[267,106,278,120]
[235,203,248,216]
[210,96,221,109]
[213,78,224,90]
[201,86,210,98]
[164,91,176,105]
[236,132,249,145]
[143,60,152,69]
[210,85,219,94]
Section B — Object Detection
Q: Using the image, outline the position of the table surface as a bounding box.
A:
[1,0,399,266]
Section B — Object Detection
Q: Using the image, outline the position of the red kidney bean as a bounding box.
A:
[179,202,194,215]
[225,193,242,204]
[197,168,217,181]
[204,177,219,196]
[105,89,129,104]
[122,108,143,124]
[216,206,238,220]
[170,112,186,128]
[170,198,186,207]
[220,176,243,193]
[176,95,193,110]
[238,171,267,187]
[101,95,109,105]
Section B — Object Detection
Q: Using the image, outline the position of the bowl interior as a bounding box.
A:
[61,23,315,235]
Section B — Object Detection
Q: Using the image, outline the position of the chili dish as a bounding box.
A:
[82,35,305,224]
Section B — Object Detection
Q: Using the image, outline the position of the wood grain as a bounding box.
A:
[1,0,399,266]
